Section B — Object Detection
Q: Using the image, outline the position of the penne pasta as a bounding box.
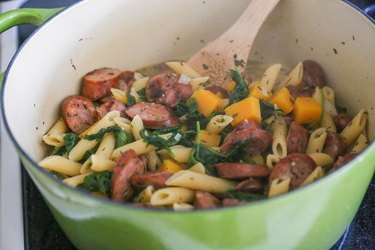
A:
[46,118,68,135]
[90,155,116,172]
[39,155,82,176]
[131,115,145,140]
[301,167,324,186]
[351,134,368,153]
[268,177,291,197]
[158,145,192,163]
[277,62,303,89]
[95,132,116,159]
[132,77,149,91]
[150,187,195,206]
[165,61,201,78]
[114,117,132,134]
[173,203,195,211]
[134,185,155,204]
[146,150,161,172]
[308,153,334,167]
[42,133,66,147]
[247,154,265,165]
[112,139,157,160]
[111,88,127,103]
[266,154,281,169]
[271,116,287,159]
[306,128,328,154]
[260,64,282,92]
[69,139,98,162]
[190,76,210,91]
[340,109,367,145]
[320,111,337,133]
[79,110,120,138]
[189,162,206,174]
[166,170,236,193]
[63,172,91,187]
[322,86,335,104]
[206,115,233,134]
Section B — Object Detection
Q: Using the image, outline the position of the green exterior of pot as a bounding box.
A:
[20,149,375,250]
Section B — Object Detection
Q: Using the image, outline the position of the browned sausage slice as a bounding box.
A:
[96,100,127,119]
[332,153,358,170]
[302,60,327,88]
[117,70,135,93]
[220,120,272,156]
[286,85,314,99]
[82,67,122,101]
[215,163,270,180]
[194,191,220,209]
[287,122,309,154]
[333,113,352,132]
[130,171,172,190]
[222,198,242,207]
[111,149,145,202]
[323,131,346,160]
[61,95,97,134]
[269,153,316,189]
[126,102,179,129]
[236,178,265,192]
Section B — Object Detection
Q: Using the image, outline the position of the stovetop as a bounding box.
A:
[1,0,375,249]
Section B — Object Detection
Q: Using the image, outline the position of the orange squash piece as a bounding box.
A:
[160,159,182,173]
[192,89,222,117]
[195,130,221,147]
[269,87,294,114]
[225,96,261,126]
[248,82,271,100]
[224,80,236,92]
[293,97,322,124]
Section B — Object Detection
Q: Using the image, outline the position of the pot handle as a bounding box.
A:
[0,8,63,88]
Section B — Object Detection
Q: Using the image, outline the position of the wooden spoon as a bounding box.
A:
[187,0,280,86]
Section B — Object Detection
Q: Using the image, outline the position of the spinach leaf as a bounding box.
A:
[79,148,97,164]
[64,133,80,153]
[137,88,148,102]
[84,126,133,148]
[126,93,136,107]
[259,99,283,120]
[229,69,249,104]
[79,171,112,195]
[221,190,267,202]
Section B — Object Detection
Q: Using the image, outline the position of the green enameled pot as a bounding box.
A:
[1,0,374,249]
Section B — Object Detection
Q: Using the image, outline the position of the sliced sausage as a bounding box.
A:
[205,85,229,98]
[302,60,326,88]
[176,83,193,101]
[286,85,314,99]
[222,198,242,207]
[287,122,309,154]
[194,191,220,209]
[333,113,352,132]
[111,149,145,202]
[236,178,265,192]
[130,171,172,190]
[117,70,135,93]
[96,99,127,119]
[323,131,346,160]
[126,102,179,129]
[82,67,122,101]
[61,95,97,134]
[220,120,272,156]
[333,153,358,170]
[215,163,270,180]
[269,153,316,189]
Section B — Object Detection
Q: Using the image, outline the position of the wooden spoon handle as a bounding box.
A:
[188,0,280,85]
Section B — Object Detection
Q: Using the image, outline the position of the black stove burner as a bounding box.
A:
[17,0,375,249]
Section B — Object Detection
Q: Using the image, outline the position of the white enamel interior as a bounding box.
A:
[3,0,375,162]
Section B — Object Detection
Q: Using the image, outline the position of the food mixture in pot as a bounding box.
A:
[39,60,368,210]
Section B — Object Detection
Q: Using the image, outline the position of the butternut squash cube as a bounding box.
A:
[248,82,271,100]
[160,159,182,173]
[293,97,322,124]
[192,89,222,117]
[224,96,261,126]
[195,130,221,147]
[269,87,294,114]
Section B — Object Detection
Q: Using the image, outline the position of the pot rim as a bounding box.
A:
[1,0,375,214]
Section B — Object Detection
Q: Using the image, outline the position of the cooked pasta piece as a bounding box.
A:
[39,155,81,176]
[146,150,161,172]
[206,115,233,134]
[278,62,303,89]
[158,145,192,163]
[218,98,230,112]
[165,61,201,78]
[129,87,141,103]
[114,117,132,134]
[320,111,337,132]
[260,64,282,92]
[95,132,116,159]
[134,185,155,204]
[63,172,91,187]
[247,154,265,165]
[150,187,195,206]
[69,139,99,162]
[266,154,281,169]
[324,99,338,117]
[132,77,149,91]
[90,155,116,172]
[271,116,287,159]
[340,109,368,145]
[190,76,210,91]
[42,133,66,147]
[322,86,335,104]
[312,87,323,106]
[131,115,145,140]
[173,203,195,211]
[308,153,334,166]
[189,162,206,174]
[112,139,157,160]
[351,134,368,153]
[268,177,291,197]
[46,118,68,134]
[306,128,328,154]
[301,167,324,186]
[79,110,120,137]
[111,88,127,103]
[166,170,236,193]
